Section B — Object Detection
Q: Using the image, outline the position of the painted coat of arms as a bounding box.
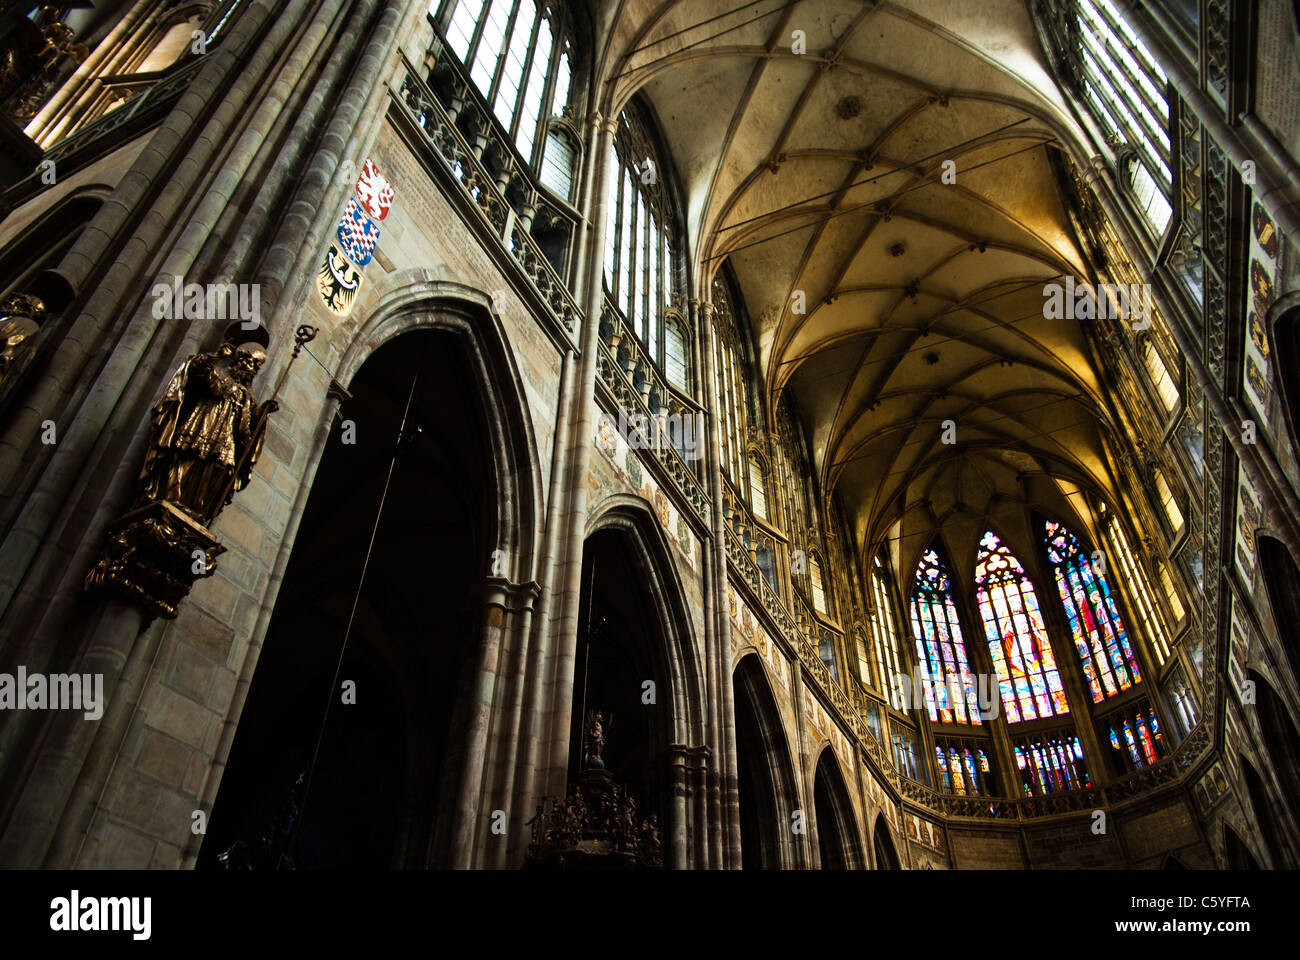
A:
[316,243,363,316]
[355,159,394,221]
[337,198,381,266]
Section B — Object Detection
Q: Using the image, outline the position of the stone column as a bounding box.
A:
[450,577,539,868]
[539,112,617,802]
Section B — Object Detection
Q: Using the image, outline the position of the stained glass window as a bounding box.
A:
[1014,734,1091,796]
[1103,703,1165,771]
[1044,520,1142,702]
[909,548,982,725]
[975,531,1070,723]
[935,739,994,796]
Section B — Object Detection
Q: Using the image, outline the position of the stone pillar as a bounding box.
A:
[450,577,538,868]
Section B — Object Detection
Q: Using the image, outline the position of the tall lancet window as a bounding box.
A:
[1071,0,1172,233]
[1044,520,1142,702]
[975,531,1070,724]
[909,548,981,725]
[438,0,573,168]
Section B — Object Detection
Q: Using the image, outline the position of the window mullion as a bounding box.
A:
[507,12,543,139]
[488,0,521,109]
[463,0,490,73]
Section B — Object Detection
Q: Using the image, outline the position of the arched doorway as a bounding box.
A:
[570,505,703,868]
[733,654,803,868]
[873,813,900,869]
[1241,759,1288,869]
[202,328,499,868]
[1273,306,1300,456]
[1248,671,1300,838]
[1258,536,1300,683]
[813,748,864,869]
[1224,824,1261,870]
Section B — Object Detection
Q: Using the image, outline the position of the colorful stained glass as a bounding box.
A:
[936,740,993,796]
[974,531,1070,723]
[909,549,982,724]
[1014,734,1091,796]
[1106,704,1165,770]
[1044,520,1142,702]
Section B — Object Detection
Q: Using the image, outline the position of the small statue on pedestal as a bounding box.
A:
[583,710,606,769]
[86,322,316,619]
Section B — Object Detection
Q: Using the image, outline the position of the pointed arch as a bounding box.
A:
[1247,670,1300,855]
[732,654,806,869]
[908,542,981,724]
[1223,823,1261,870]
[1042,517,1142,703]
[812,748,865,870]
[584,497,706,748]
[872,813,901,869]
[975,529,1070,724]
[1258,535,1300,687]
[336,278,545,585]
[1241,756,1289,869]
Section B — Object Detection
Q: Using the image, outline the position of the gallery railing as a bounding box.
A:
[395,61,581,345]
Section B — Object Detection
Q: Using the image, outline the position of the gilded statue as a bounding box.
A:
[0,293,43,391]
[138,341,278,523]
[1,6,88,122]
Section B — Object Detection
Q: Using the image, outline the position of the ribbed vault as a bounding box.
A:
[597,0,1127,569]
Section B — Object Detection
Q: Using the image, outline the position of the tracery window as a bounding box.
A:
[665,318,688,391]
[1105,517,1171,664]
[748,455,767,520]
[1142,338,1179,413]
[935,738,994,797]
[893,728,922,781]
[1157,559,1186,624]
[909,548,982,725]
[437,0,573,167]
[713,274,752,488]
[870,557,904,699]
[1068,0,1173,233]
[975,531,1071,724]
[604,101,680,378]
[855,627,872,687]
[809,556,827,615]
[1166,667,1197,738]
[1014,733,1092,796]
[1101,701,1165,772]
[1152,468,1185,534]
[1044,520,1142,702]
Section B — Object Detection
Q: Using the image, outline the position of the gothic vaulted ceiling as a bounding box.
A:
[597,0,1125,570]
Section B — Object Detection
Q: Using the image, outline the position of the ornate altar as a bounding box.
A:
[524,710,663,869]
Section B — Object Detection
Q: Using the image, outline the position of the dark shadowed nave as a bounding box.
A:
[0,0,1297,879]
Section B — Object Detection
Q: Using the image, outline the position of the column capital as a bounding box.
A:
[479,576,542,613]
